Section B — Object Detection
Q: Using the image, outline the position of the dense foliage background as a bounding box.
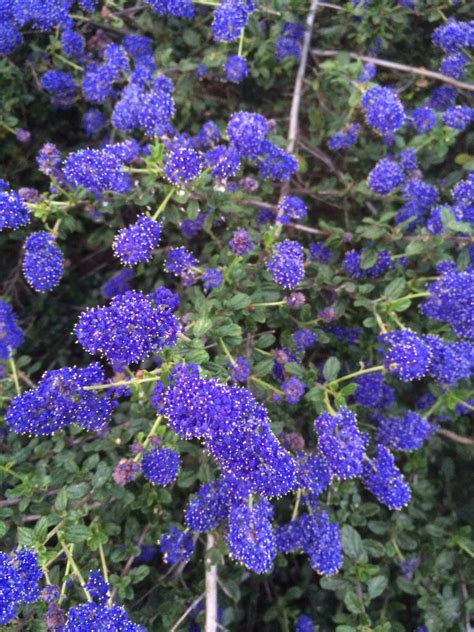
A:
[0,0,473,630]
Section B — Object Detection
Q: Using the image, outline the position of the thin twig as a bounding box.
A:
[205,534,218,632]
[457,569,472,632]
[437,428,474,447]
[110,525,151,600]
[170,593,205,632]
[311,49,474,92]
[288,0,320,153]
[297,139,344,179]
[288,222,331,237]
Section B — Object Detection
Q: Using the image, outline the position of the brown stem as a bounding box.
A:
[311,49,474,92]
[437,428,474,447]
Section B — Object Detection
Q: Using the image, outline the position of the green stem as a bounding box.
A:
[59,552,72,602]
[388,312,406,330]
[134,416,163,462]
[53,53,83,72]
[237,27,245,57]
[300,317,321,327]
[327,365,384,388]
[291,489,302,521]
[98,541,113,607]
[0,121,16,135]
[323,389,336,415]
[219,338,236,365]
[251,300,286,308]
[83,376,160,391]
[250,376,284,396]
[255,348,273,357]
[9,355,21,395]
[0,463,25,482]
[391,538,404,562]
[192,0,219,6]
[373,307,388,334]
[51,218,62,237]
[387,291,430,307]
[423,398,442,419]
[58,537,92,601]
[457,542,474,559]
[452,397,474,412]
[152,188,175,221]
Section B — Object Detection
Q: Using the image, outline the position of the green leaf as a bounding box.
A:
[67,483,90,500]
[17,527,35,547]
[360,248,379,270]
[55,488,68,513]
[341,524,365,560]
[34,516,49,543]
[192,318,213,336]
[323,357,341,381]
[384,278,406,300]
[64,524,92,543]
[225,293,251,310]
[368,575,388,599]
[343,590,365,614]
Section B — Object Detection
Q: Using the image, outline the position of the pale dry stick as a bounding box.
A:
[289,222,331,237]
[297,139,344,180]
[205,533,218,632]
[287,0,321,154]
[311,49,474,92]
[170,593,205,632]
[437,427,474,447]
[457,569,472,632]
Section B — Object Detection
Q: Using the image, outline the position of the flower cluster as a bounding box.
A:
[0,548,42,625]
[267,240,305,289]
[113,216,162,266]
[22,231,64,291]
[75,291,179,365]
[141,447,181,485]
[6,363,114,435]
[0,301,24,360]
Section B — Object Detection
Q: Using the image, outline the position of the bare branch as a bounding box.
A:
[205,534,218,632]
[311,49,474,92]
[287,0,321,154]
[437,428,474,447]
[170,593,205,632]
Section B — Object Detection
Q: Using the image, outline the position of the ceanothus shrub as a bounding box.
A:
[0,1,473,630]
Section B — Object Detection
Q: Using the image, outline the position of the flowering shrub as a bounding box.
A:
[0,0,473,630]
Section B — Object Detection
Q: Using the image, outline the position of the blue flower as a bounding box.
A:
[225,55,248,82]
[361,85,406,135]
[113,215,162,266]
[22,231,63,291]
[0,188,30,231]
[314,408,367,479]
[377,411,434,452]
[227,111,268,158]
[0,548,42,625]
[6,363,114,435]
[164,145,202,184]
[0,300,24,360]
[75,291,179,365]
[362,445,411,510]
[228,229,253,255]
[381,330,432,381]
[226,499,276,574]
[141,447,180,485]
[267,240,305,289]
[160,527,194,565]
[278,195,307,224]
[368,158,405,196]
